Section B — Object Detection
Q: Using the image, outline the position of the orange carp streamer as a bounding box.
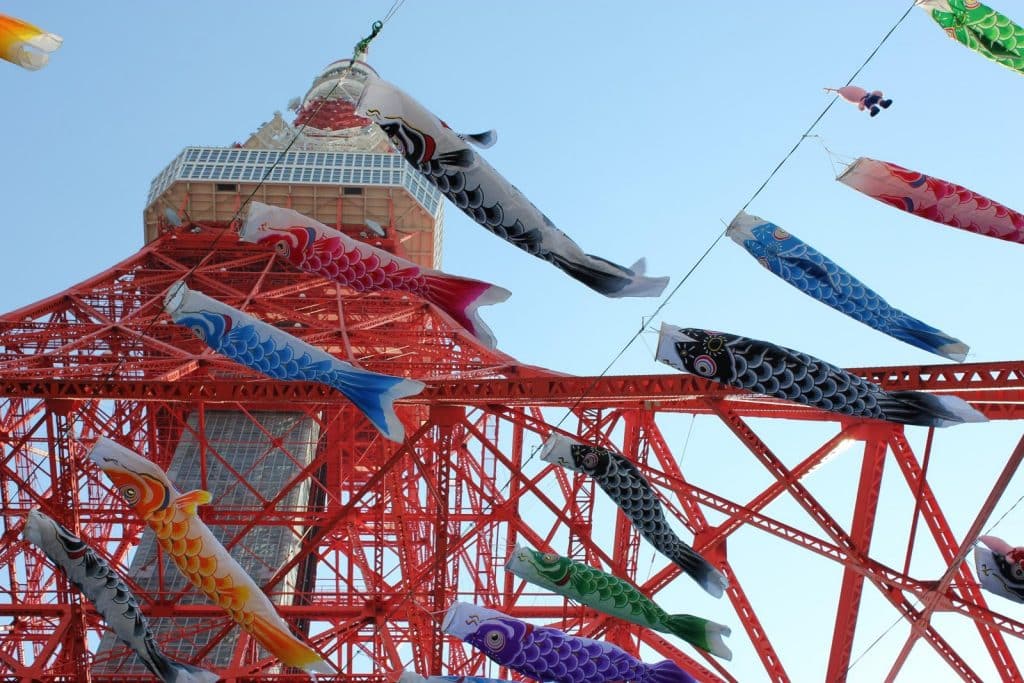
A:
[0,14,61,70]
[90,437,333,675]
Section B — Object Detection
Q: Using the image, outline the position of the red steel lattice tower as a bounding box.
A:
[2,59,1024,683]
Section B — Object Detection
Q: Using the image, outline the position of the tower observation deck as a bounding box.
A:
[144,60,444,269]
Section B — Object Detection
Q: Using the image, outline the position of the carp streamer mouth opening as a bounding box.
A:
[440,603,485,638]
[538,435,569,466]
[163,281,189,315]
[440,604,459,634]
[503,544,529,571]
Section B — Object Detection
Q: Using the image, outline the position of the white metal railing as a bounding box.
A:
[146,146,443,216]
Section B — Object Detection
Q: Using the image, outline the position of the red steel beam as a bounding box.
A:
[0,376,1021,420]
[825,430,889,682]
[884,435,1024,682]
[710,404,982,678]
[6,220,1024,681]
[887,431,1020,679]
[638,413,789,681]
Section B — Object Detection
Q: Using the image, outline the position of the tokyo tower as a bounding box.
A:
[2,57,1024,683]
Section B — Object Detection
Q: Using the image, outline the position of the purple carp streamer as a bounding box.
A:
[540,435,727,598]
[397,672,516,683]
[355,75,668,298]
[164,281,423,442]
[657,324,986,428]
[443,602,696,683]
[241,202,509,348]
[22,510,218,683]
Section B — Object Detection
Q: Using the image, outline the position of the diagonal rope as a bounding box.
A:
[983,491,1024,536]
[85,15,404,399]
[494,1,918,496]
[846,609,909,676]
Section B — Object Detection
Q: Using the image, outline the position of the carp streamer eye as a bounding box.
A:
[693,354,717,377]
[773,227,790,241]
[541,553,559,563]
[120,486,139,504]
[273,240,290,256]
[484,630,505,651]
[581,452,599,469]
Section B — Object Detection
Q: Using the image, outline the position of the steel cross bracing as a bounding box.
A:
[0,224,1023,681]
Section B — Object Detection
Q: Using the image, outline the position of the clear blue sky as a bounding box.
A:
[3,1,1024,680]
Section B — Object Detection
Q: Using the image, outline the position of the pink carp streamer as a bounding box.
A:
[839,157,1024,244]
[241,202,509,348]
[823,86,892,116]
